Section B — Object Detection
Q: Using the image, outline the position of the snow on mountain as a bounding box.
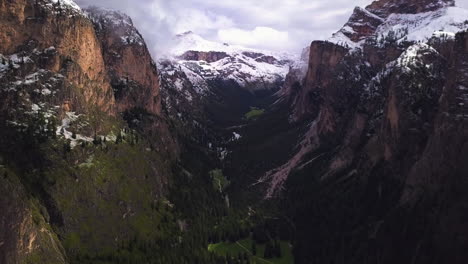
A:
[170,31,241,56]
[378,7,468,42]
[329,5,468,48]
[160,31,296,93]
[44,0,82,14]
[50,0,81,10]
[171,31,292,60]
[85,7,145,46]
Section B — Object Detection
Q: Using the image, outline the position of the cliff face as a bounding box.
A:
[85,7,162,115]
[291,41,348,122]
[367,0,455,17]
[0,168,67,264]
[0,0,114,114]
[285,0,466,122]
[0,1,177,263]
[271,0,468,262]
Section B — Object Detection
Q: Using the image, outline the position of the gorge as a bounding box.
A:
[0,0,468,263]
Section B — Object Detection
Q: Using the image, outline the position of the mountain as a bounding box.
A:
[0,1,180,263]
[330,0,466,48]
[157,32,296,162]
[2,0,468,263]
[85,6,162,116]
[160,31,293,92]
[258,0,468,262]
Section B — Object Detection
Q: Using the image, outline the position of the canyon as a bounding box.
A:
[0,0,467,263]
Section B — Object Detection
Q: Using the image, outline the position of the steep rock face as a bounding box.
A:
[85,7,161,115]
[272,0,468,262]
[402,31,468,205]
[0,0,115,114]
[282,30,467,264]
[367,0,455,17]
[336,0,456,43]
[0,2,178,263]
[291,41,348,121]
[0,168,67,264]
[285,0,467,122]
[394,32,468,262]
[339,7,384,42]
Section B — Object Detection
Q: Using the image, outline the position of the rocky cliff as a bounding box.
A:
[85,7,162,115]
[270,0,468,262]
[0,1,177,263]
[0,0,115,114]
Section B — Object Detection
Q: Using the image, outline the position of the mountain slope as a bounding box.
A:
[161,31,293,92]
[260,0,468,262]
[0,1,181,263]
[85,6,162,116]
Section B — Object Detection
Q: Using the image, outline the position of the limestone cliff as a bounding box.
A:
[0,1,176,263]
[0,0,115,114]
[271,0,468,262]
[85,7,162,115]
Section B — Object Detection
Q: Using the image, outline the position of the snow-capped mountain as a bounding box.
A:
[329,0,468,48]
[265,0,468,198]
[159,31,294,93]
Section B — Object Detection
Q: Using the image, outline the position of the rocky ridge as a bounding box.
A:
[267,0,468,198]
[159,31,293,94]
[259,0,468,262]
[85,6,162,115]
[0,1,175,263]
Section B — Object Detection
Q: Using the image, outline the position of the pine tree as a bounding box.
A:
[63,140,71,154]
[93,135,101,146]
[274,240,282,258]
[264,241,273,259]
[242,252,248,263]
[116,131,123,144]
[251,242,257,256]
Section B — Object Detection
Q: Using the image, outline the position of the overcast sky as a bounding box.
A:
[75,0,468,57]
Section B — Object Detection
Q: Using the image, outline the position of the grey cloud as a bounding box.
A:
[74,0,468,58]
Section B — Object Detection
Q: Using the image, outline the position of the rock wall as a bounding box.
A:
[0,0,115,114]
[86,7,162,115]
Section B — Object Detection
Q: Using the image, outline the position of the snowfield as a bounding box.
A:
[329,6,468,48]
[160,31,296,94]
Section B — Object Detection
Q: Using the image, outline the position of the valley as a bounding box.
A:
[1,0,468,263]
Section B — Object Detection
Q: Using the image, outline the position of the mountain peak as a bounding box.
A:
[49,0,81,12]
[366,0,455,17]
[176,31,195,37]
[329,0,467,48]
[85,7,144,47]
[171,31,238,56]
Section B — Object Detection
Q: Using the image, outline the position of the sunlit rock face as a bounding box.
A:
[85,7,162,115]
[0,0,115,114]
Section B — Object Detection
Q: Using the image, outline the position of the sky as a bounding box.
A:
[75,0,468,57]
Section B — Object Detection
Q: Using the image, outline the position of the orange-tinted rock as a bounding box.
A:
[86,7,161,115]
[0,0,115,114]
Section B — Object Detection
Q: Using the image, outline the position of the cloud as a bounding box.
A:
[74,0,372,56]
[218,27,290,50]
[74,0,468,57]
